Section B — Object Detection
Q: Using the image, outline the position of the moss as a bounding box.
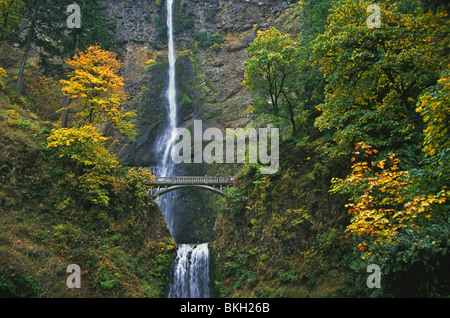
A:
[0,91,176,297]
[211,135,360,297]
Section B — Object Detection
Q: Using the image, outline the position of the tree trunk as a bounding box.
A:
[16,0,39,93]
[60,96,70,128]
[60,28,81,128]
[282,89,296,132]
[16,44,30,93]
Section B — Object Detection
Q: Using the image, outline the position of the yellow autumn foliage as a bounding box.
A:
[0,67,6,87]
[331,143,447,257]
[47,125,119,206]
[60,45,135,137]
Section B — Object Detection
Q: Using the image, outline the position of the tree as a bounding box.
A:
[312,0,449,159]
[0,0,23,42]
[27,76,63,120]
[13,0,116,93]
[47,46,143,207]
[59,45,135,137]
[330,142,447,259]
[47,125,119,206]
[243,27,304,132]
[292,0,331,112]
[331,142,449,297]
[45,0,116,75]
[416,70,450,186]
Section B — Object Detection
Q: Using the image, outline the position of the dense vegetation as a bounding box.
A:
[213,0,449,298]
[0,0,175,297]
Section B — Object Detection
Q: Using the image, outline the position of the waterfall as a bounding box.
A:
[162,0,178,172]
[168,244,212,298]
[156,0,211,299]
[156,0,179,234]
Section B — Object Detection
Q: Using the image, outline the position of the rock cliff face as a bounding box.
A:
[105,0,291,46]
[102,0,293,166]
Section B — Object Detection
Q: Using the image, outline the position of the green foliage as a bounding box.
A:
[286,0,330,125]
[0,272,38,297]
[214,136,355,297]
[243,27,304,132]
[364,218,450,297]
[13,0,116,79]
[295,0,331,43]
[0,69,174,297]
[194,31,225,48]
[226,187,248,216]
[0,0,24,43]
[222,249,258,292]
[155,14,167,36]
[183,18,194,29]
[311,0,449,159]
[176,0,195,31]
[416,70,450,187]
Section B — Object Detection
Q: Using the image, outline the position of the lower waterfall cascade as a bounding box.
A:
[168,243,212,298]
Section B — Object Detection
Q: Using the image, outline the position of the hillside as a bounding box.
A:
[0,69,175,297]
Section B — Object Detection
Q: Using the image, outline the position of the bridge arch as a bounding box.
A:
[146,176,234,199]
[149,184,228,198]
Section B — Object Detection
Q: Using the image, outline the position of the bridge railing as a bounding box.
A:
[147,176,234,186]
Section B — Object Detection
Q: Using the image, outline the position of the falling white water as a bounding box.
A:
[168,244,211,298]
[161,0,178,173]
[157,0,178,233]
